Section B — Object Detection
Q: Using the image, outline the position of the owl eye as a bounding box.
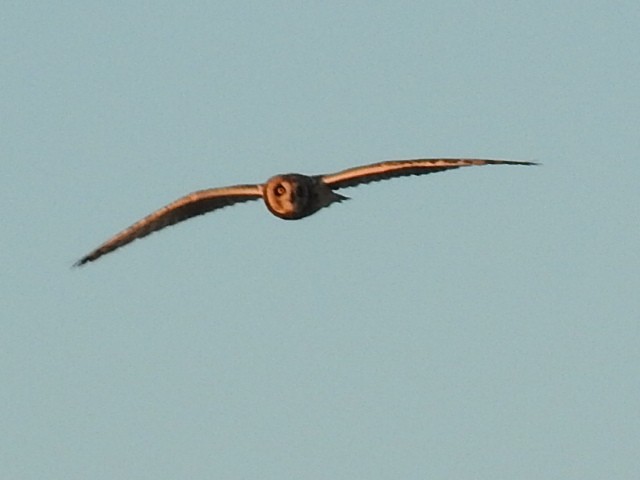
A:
[274,184,286,196]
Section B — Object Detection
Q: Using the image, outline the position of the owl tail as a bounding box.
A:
[333,192,350,202]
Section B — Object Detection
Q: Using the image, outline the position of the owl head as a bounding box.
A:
[263,174,314,219]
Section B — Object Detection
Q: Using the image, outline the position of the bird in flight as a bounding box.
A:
[75,158,536,266]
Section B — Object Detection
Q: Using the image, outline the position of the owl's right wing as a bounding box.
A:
[75,184,263,266]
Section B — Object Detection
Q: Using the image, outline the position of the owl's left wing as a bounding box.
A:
[320,158,537,190]
[75,184,263,266]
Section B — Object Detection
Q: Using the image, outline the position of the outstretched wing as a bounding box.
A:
[320,158,537,190]
[75,184,263,266]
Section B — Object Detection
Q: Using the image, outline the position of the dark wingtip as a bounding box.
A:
[493,160,539,166]
[73,252,97,267]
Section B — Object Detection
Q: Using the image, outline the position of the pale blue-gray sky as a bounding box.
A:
[2,1,639,478]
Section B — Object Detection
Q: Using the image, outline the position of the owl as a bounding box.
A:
[75,158,536,265]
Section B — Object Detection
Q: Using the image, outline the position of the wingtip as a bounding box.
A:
[73,253,95,267]
[494,159,540,166]
[72,258,87,268]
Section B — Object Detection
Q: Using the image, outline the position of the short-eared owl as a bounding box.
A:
[75,158,536,265]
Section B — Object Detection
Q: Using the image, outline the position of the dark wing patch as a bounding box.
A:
[75,184,263,266]
[321,159,537,190]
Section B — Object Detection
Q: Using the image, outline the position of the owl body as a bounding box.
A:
[263,174,348,220]
[75,158,537,265]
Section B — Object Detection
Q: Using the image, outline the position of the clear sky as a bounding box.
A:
[2,1,639,478]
